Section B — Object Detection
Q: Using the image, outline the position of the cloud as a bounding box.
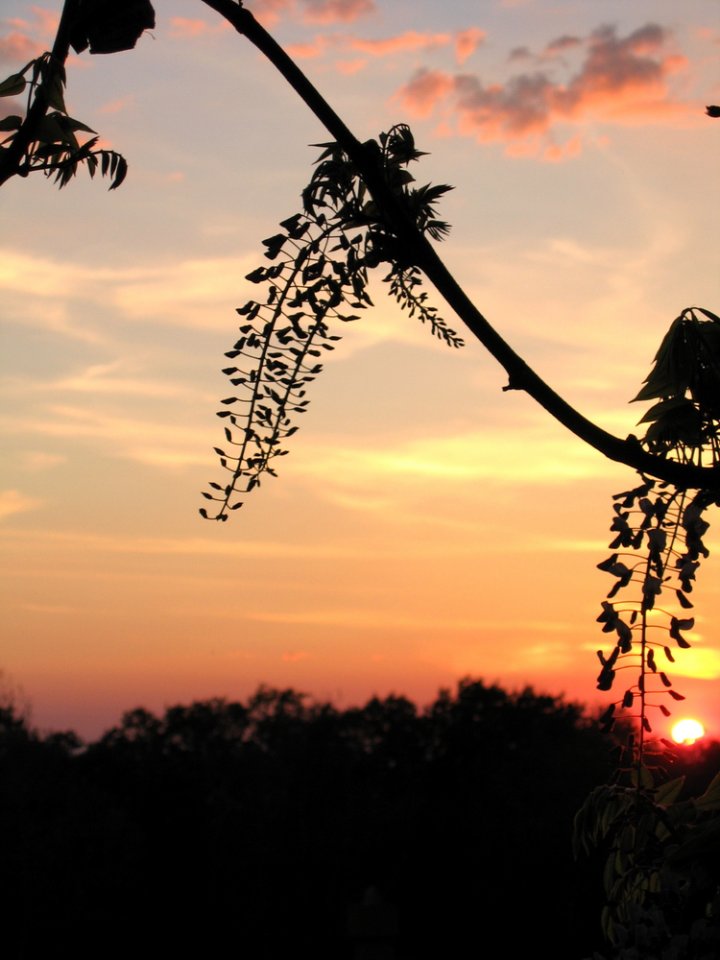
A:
[99,95,135,115]
[251,0,374,27]
[0,489,43,521]
[397,23,692,160]
[50,361,208,400]
[335,58,366,75]
[0,6,58,62]
[455,28,486,65]
[544,34,582,57]
[286,35,330,59]
[301,0,374,25]
[291,419,615,495]
[347,30,452,58]
[0,528,378,562]
[665,646,720,681]
[0,247,259,334]
[287,27,485,67]
[0,31,42,61]
[509,46,532,63]
[0,245,445,355]
[0,402,209,470]
[167,17,230,40]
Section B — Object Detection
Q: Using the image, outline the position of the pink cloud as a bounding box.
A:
[248,0,290,27]
[543,133,582,162]
[286,35,330,59]
[99,95,135,115]
[398,68,455,119]
[0,32,42,61]
[286,26,486,67]
[455,27,486,65]
[348,30,451,57]
[1,7,58,62]
[301,0,375,24]
[398,23,693,160]
[252,0,374,26]
[335,58,367,74]
[169,17,210,39]
[28,7,58,36]
[168,17,229,39]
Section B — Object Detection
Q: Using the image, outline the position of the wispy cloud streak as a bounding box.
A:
[286,26,485,66]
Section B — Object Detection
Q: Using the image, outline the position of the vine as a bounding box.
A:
[575,308,720,957]
[200,125,461,520]
[594,308,720,768]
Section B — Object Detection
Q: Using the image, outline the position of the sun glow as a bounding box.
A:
[671,718,705,745]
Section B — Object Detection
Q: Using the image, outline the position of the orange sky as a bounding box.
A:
[1,0,719,740]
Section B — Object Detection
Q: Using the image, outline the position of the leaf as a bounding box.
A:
[245,266,267,283]
[0,115,22,131]
[675,589,693,609]
[0,73,26,98]
[670,616,694,648]
[637,396,695,425]
[695,772,720,811]
[64,116,97,135]
[696,306,720,324]
[655,776,685,805]
[104,152,127,190]
[262,233,287,259]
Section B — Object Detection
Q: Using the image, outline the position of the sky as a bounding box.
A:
[1,0,719,741]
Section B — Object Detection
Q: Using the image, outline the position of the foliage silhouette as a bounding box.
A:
[573,307,720,956]
[2,5,719,956]
[1,681,618,960]
[201,124,460,518]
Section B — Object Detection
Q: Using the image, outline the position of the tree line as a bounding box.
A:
[2,678,718,959]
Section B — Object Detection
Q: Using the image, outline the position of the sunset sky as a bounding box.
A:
[1,0,719,740]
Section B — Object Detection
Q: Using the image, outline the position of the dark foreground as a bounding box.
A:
[2,679,717,959]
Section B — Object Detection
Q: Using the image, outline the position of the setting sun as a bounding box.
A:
[671,718,706,745]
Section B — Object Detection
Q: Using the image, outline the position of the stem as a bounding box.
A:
[200,0,720,492]
[637,564,650,780]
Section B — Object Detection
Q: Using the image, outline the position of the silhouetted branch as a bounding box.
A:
[200,0,720,491]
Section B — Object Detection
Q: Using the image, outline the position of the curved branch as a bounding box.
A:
[202,0,720,491]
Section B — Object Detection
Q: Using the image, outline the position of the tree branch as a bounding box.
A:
[199,1,720,490]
